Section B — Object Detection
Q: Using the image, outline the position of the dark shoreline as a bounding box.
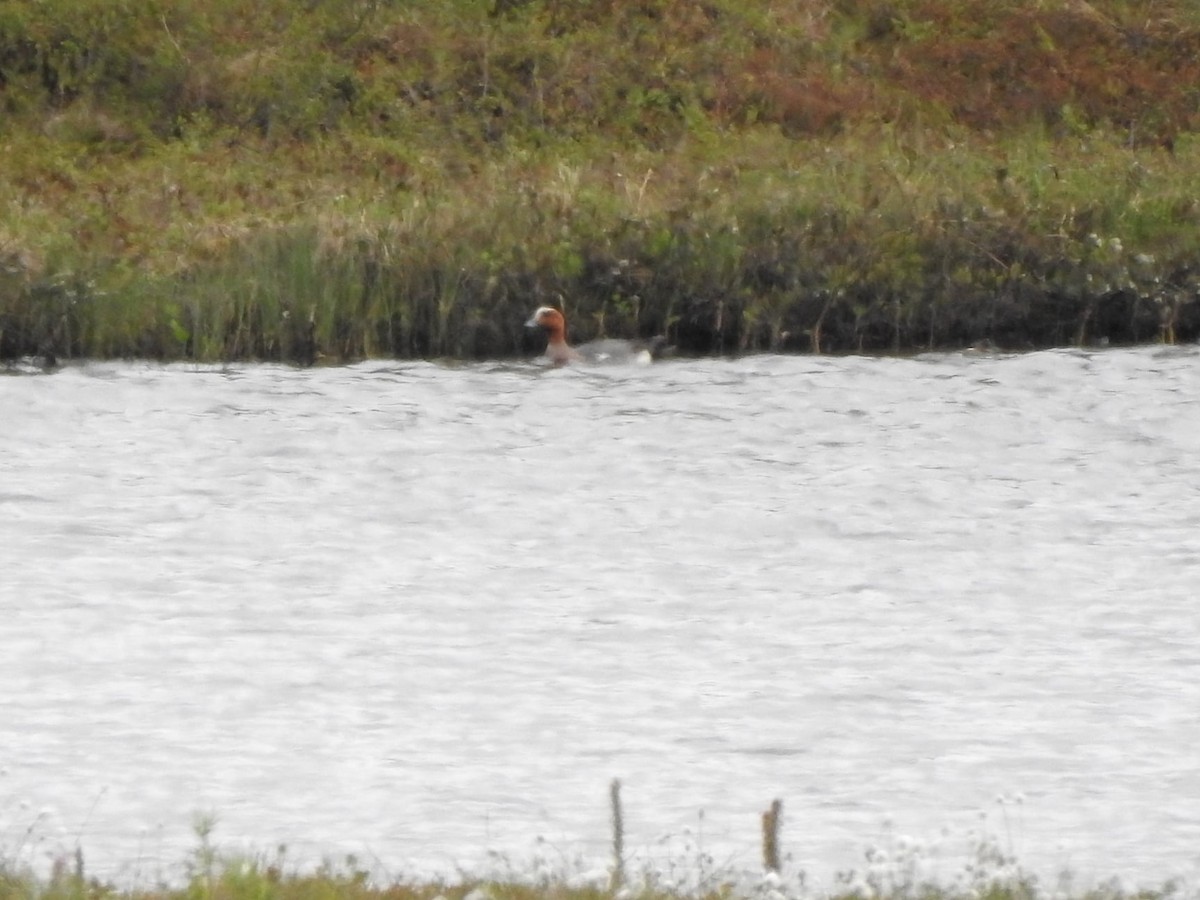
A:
[4,220,1195,364]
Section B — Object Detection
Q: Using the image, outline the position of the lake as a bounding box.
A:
[2,347,1199,892]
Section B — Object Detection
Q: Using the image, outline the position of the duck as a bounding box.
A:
[524,306,671,367]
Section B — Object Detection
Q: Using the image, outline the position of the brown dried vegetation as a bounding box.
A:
[2,0,1200,362]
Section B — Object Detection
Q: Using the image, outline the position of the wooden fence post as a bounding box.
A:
[761,798,783,873]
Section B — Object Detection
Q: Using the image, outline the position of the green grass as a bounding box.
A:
[0,797,1190,900]
[3,0,1200,362]
[0,820,1191,900]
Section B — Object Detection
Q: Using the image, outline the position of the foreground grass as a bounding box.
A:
[3,0,1200,361]
[0,846,1189,900]
[0,804,1190,900]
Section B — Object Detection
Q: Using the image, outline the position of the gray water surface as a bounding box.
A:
[3,348,1199,889]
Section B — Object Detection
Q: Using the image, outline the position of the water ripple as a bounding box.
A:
[2,347,1199,886]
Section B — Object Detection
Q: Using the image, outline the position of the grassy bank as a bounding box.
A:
[0,828,1187,900]
[0,839,1189,900]
[2,788,1192,900]
[3,0,1200,362]
[0,792,1189,900]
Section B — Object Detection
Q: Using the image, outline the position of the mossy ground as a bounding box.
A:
[3,0,1200,362]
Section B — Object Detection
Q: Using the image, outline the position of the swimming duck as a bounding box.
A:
[524,306,670,367]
